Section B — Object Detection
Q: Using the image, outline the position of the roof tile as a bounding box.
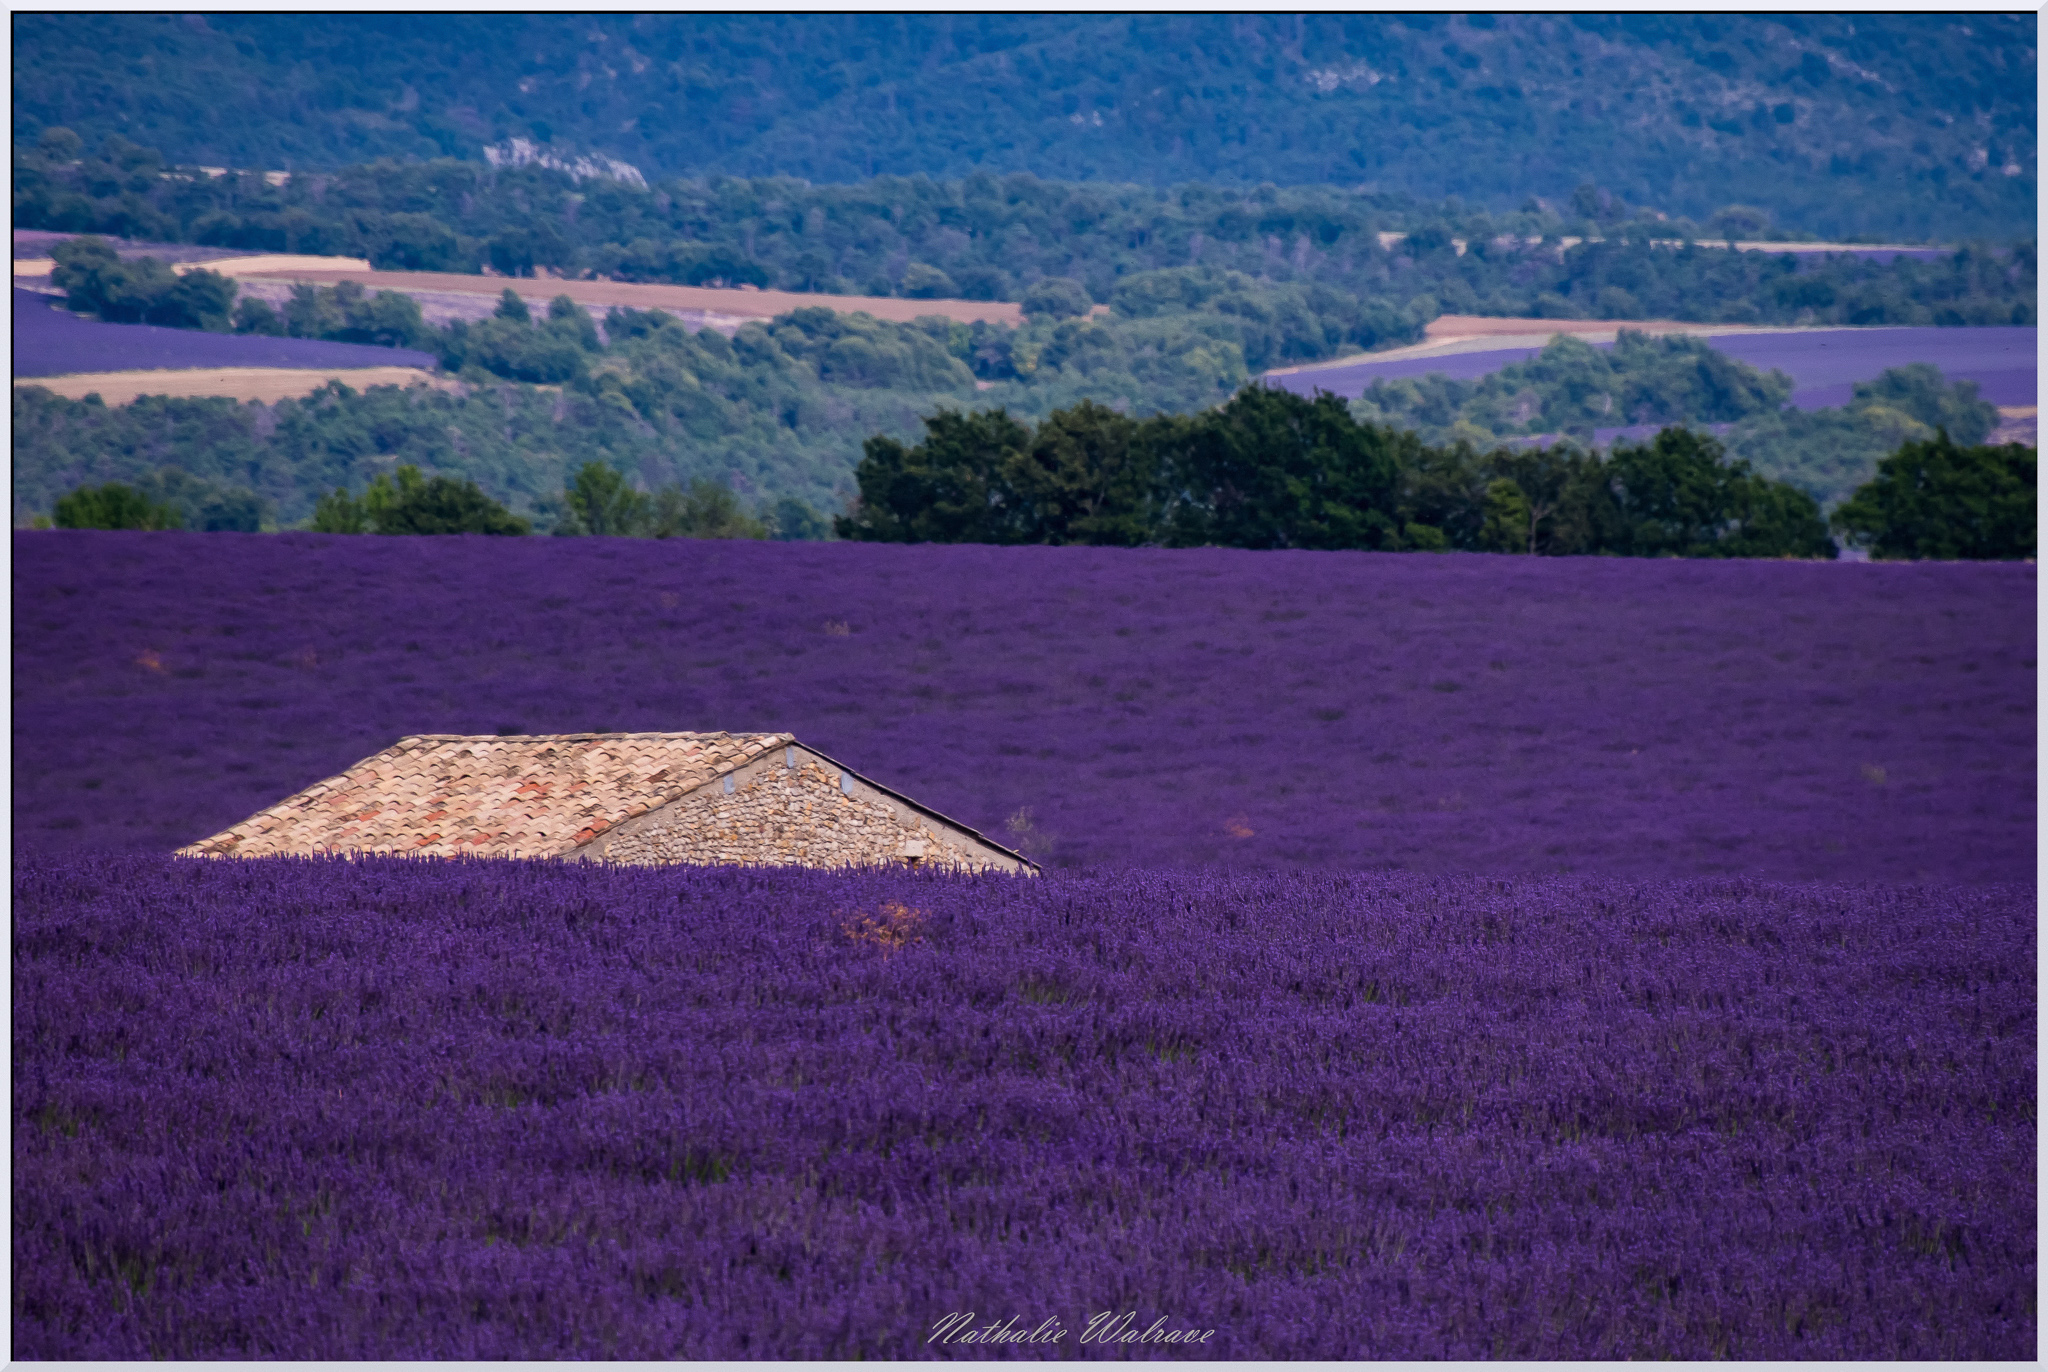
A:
[176,731,794,861]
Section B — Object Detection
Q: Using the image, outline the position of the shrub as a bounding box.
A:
[1020,276,1093,320]
[646,479,767,540]
[51,480,183,530]
[312,464,529,536]
[899,262,959,299]
[555,461,649,537]
[51,236,236,330]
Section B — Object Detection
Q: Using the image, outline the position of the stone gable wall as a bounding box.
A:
[592,753,1025,873]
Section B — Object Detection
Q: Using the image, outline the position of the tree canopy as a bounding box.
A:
[309,464,530,536]
[1830,434,2036,561]
[51,481,184,531]
[838,386,1838,560]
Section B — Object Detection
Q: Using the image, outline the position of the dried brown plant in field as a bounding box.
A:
[843,900,926,954]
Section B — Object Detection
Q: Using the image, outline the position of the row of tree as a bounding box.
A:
[45,461,820,542]
[837,386,1834,556]
[37,393,2032,560]
[551,463,827,540]
[301,462,817,538]
[836,385,2034,560]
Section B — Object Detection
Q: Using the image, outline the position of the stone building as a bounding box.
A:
[177,731,1037,874]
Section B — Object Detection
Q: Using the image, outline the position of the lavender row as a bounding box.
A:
[13,533,2035,882]
[14,854,2034,1358]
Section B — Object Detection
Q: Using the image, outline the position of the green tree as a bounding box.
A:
[900,262,959,299]
[319,280,431,348]
[546,294,601,350]
[1479,477,1536,553]
[35,125,82,160]
[232,296,285,335]
[1606,428,1831,558]
[1605,428,1748,556]
[355,464,529,535]
[368,211,469,272]
[1707,204,1773,240]
[52,480,183,530]
[557,460,649,536]
[1473,444,1612,555]
[1723,477,1836,559]
[1832,433,2036,560]
[1020,276,1092,320]
[767,496,830,540]
[487,227,569,278]
[837,408,1034,543]
[1847,364,2000,446]
[646,479,767,539]
[999,399,1161,546]
[135,466,266,531]
[51,236,236,330]
[443,314,588,384]
[1394,439,1493,549]
[1161,385,1411,550]
[309,486,369,533]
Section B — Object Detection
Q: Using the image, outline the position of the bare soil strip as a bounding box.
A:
[177,254,374,275]
[13,251,372,278]
[1422,314,1790,340]
[14,366,449,406]
[232,268,1026,326]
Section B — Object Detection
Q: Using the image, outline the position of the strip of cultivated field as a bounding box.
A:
[15,366,447,405]
[232,267,1028,325]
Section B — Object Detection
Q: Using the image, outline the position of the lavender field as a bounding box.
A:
[1272,325,2038,412]
[14,854,2033,1358]
[12,288,436,378]
[13,532,2034,883]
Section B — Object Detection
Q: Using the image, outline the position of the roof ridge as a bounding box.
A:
[397,730,792,742]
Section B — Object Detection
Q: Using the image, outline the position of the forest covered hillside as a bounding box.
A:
[12,13,2035,240]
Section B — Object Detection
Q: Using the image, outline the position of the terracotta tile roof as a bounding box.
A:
[178,732,792,860]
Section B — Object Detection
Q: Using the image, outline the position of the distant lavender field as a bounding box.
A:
[11,288,437,377]
[12,229,266,265]
[1273,326,2037,412]
[13,533,2033,883]
[14,854,2033,1358]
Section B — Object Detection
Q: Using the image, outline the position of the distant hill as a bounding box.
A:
[12,13,2036,241]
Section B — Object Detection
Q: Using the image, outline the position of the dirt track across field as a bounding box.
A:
[15,366,449,406]
[233,268,1027,326]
